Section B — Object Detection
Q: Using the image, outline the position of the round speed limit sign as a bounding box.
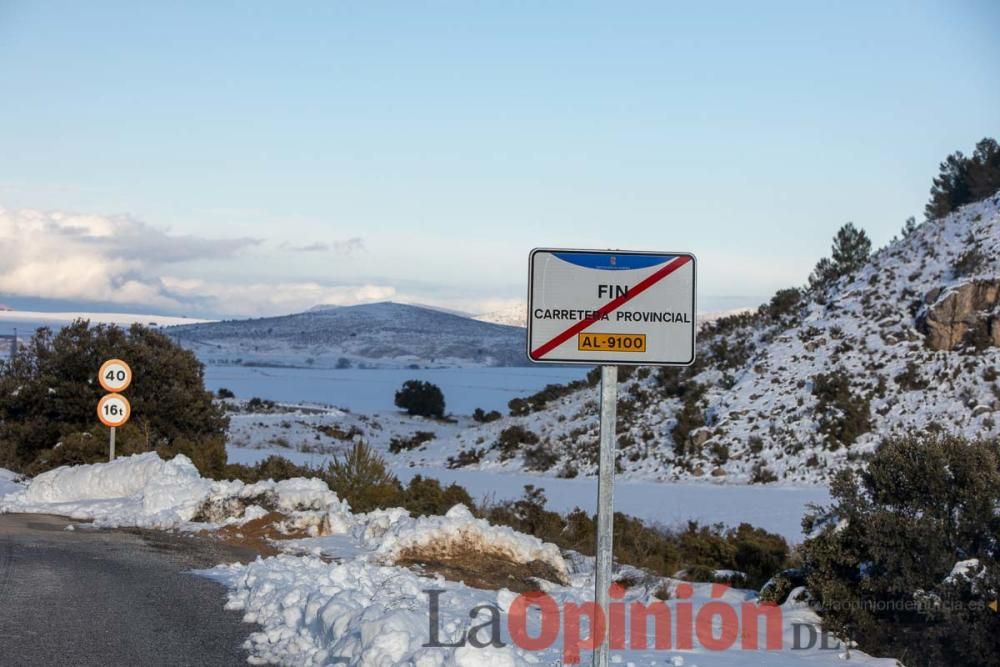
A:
[99,359,132,393]
[97,393,131,428]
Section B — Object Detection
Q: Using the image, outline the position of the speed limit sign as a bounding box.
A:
[97,393,131,428]
[99,359,132,393]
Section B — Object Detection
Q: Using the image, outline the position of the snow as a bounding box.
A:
[0,468,23,496]
[0,453,352,531]
[369,504,568,580]
[203,365,588,415]
[1,455,897,665]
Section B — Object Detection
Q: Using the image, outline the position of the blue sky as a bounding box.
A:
[1,1,998,317]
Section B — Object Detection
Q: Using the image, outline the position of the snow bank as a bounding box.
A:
[201,555,533,666]
[0,453,213,528]
[0,453,351,532]
[369,504,568,581]
[0,468,24,497]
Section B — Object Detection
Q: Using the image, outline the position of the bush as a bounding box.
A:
[399,475,474,517]
[953,247,987,277]
[767,288,802,321]
[802,434,1000,666]
[811,372,871,448]
[472,407,502,423]
[394,380,445,418]
[388,430,435,454]
[0,320,228,477]
[324,441,402,512]
[225,454,315,483]
[216,387,235,399]
[494,425,540,461]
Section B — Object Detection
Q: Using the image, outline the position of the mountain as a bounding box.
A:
[474,303,527,327]
[403,192,1000,484]
[167,301,530,368]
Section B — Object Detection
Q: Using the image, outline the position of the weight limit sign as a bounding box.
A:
[527,249,696,365]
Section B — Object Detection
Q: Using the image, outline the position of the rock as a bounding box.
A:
[688,428,712,449]
[917,280,1000,351]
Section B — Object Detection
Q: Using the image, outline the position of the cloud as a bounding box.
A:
[288,237,365,255]
[0,207,390,317]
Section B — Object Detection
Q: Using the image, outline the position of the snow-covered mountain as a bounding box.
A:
[475,303,528,327]
[396,193,1000,484]
[168,301,530,369]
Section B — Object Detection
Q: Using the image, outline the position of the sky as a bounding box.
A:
[1,1,998,318]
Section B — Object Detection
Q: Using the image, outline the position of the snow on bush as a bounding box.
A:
[370,504,568,582]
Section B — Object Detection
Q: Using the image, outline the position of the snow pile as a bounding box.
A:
[0,468,24,496]
[368,504,568,581]
[203,556,530,666]
[0,453,352,532]
[0,453,213,528]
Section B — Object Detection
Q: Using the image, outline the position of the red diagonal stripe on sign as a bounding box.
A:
[530,255,692,360]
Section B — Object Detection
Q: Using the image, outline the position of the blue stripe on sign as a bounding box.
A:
[552,252,674,271]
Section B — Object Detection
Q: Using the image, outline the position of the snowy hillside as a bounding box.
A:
[474,302,528,327]
[394,194,1000,484]
[168,301,530,369]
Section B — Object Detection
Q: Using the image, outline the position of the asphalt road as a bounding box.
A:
[0,513,260,666]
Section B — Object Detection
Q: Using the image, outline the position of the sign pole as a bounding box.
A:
[109,426,116,462]
[594,364,618,667]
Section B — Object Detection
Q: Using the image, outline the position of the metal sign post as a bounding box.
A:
[98,359,133,461]
[525,248,697,666]
[594,365,618,667]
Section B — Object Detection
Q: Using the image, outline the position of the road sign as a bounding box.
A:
[527,249,696,365]
[97,393,131,428]
[99,359,132,393]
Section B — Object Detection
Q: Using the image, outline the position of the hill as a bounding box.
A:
[167,301,530,369]
[398,192,1000,483]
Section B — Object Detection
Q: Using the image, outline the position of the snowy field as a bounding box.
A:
[228,447,827,542]
[203,364,589,415]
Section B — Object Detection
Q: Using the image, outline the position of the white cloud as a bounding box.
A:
[0,207,394,317]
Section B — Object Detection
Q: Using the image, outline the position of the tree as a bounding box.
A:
[968,137,1000,201]
[801,434,1000,666]
[901,215,918,238]
[830,222,871,276]
[394,379,445,418]
[924,138,1000,220]
[0,320,228,476]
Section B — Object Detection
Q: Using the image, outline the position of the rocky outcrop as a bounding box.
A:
[918,280,1000,351]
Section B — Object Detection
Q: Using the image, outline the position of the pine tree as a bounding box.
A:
[830,222,871,276]
[968,137,1000,201]
[901,215,918,238]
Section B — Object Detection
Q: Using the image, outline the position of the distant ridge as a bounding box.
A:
[169,301,529,369]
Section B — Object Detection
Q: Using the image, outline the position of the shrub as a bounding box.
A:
[216,387,235,399]
[446,448,484,468]
[767,288,802,321]
[0,320,228,477]
[811,372,871,448]
[472,407,502,423]
[801,434,1000,666]
[394,380,445,418]
[324,441,402,512]
[522,443,559,471]
[494,425,540,461]
[225,454,315,483]
[399,475,474,517]
[953,247,987,277]
[388,430,435,454]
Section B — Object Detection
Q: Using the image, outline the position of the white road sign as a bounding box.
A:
[97,393,131,428]
[99,358,132,393]
[527,249,696,365]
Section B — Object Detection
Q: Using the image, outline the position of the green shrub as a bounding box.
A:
[472,408,502,423]
[812,372,871,448]
[394,380,445,418]
[399,475,474,517]
[324,441,402,512]
[388,430,435,454]
[802,434,1000,667]
[0,320,228,477]
[494,425,540,461]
